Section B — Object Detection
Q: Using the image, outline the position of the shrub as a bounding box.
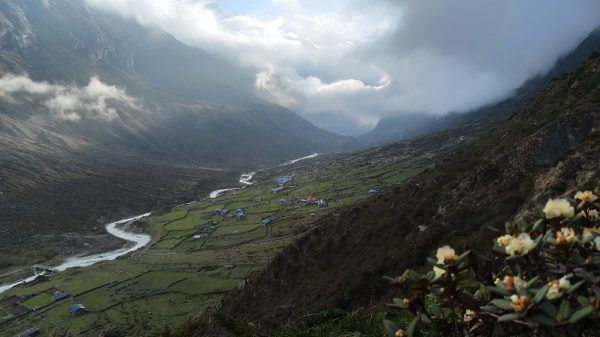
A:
[384,190,600,337]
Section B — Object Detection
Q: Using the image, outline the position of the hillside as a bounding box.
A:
[212,54,600,333]
[0,0,354,269]
[0,122,478,336]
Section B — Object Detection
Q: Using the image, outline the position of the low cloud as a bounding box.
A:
[85,0,600,135]
[0,74,138,121]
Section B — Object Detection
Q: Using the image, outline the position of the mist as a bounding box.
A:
[0,74,139,122]
[84,0,600,135]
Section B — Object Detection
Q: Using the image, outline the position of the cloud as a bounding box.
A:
[85,0,600,135]
[0,74,138,121]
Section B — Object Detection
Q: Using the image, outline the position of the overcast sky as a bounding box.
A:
[86,0,600,135]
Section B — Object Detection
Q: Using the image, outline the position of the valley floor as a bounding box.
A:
[0,130,472,336]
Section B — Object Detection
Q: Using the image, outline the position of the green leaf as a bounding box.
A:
[531,219,544,232]
[402,269,420,281]
[493,245,508,255]
[487,286,511,297]
[577,296,590,308]
[539,301,557,318]
[392,298,409,309]
[480,305,501,314]
[534,284,549,304]
[526,275,540,289]
[575,269,595,283]
[429,304,441,317]
[490,299,513,311]
[407,316,419,337]
[498,313,522,322]
[530,314,557,327]
[566,280,586,294]
[567,306,594,324]
[383,320,399,337]
[457,250,471,263]
[420,313,432,325]
[487,225,504,234]
[558,299,572,321]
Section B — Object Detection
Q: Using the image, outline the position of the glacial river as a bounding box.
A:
[0,153,319,294]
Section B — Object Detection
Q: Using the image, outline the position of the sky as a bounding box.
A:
[85,0,600,135]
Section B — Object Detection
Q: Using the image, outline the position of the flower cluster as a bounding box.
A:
[384,190,600,337]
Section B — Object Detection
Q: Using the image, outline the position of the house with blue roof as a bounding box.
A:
[52,291,69,302]
[274,176,292,185]
[70,303,85,316]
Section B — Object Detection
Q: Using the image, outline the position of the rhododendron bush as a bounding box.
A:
[383,191,600,337]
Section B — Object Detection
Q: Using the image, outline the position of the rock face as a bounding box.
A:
[219,55,600,327]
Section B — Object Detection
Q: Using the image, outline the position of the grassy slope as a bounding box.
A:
[215,55,600,332]
[0,126,467,336]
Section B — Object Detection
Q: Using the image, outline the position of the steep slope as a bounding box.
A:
[358,28,600,146]
[219,54,600,327]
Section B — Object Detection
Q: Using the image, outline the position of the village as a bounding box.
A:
[0,133,467,336]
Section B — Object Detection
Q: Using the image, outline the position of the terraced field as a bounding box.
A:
[0,131,472,336]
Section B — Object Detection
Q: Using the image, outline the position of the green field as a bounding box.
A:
[22,292,53,309]
[0,136,468,336]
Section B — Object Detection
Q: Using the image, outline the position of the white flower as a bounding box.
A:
[496,234,512,247]
[463,309,476,322]
[590,209,599,219]
[436,245,457,265]
[543,198,575,219]
[505,233,535,256]
[556,227,577,245]
[510,295,529,313]
[595,237,600,251]
[575,191,598,203]
[546,275,572,300]
[582,227,594,243]
[514,276,527,293]
[433,266,446,279]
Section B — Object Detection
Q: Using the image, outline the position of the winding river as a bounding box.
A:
[0,153,318,294]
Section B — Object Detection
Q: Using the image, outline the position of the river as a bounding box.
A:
[0,153,318,294]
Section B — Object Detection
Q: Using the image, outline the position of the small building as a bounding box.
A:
[271,186,284,194]
[369,188,380,196]
[301,197,318,207]
[254,196,262,202]
[279,198,288,205]
[260,219,271,226]
[53,291,69,302]
[317,199,328,208]
[70,304,86,316]
[13,327,40,337]
[274,176,292,185]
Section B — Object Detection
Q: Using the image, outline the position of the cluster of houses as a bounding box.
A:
[9,290,85,337]
[214,208,229,218]
[193,222,218,239]
[300,197,327,208]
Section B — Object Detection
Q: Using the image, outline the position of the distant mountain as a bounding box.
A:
[358,27,600,146]
[0,0,354,267]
